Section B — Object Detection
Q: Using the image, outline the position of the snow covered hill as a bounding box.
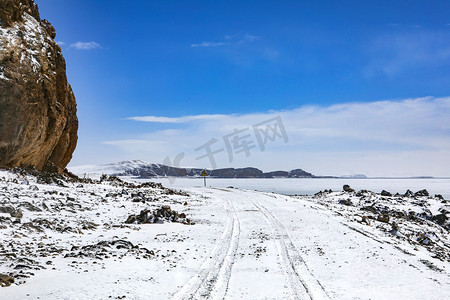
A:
[0,168,449,299]
[69,160,315,179]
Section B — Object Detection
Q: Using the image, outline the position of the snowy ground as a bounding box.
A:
[0,169,449,299]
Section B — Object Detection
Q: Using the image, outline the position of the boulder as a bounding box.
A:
[377,214,390,223]
[404,189,414,197]
[432,213,448,226]
[343,185,354,193]
[338,199,353,206]
[414,189,429,197]
[0,0,78,173]
[0,273,14,287]
[381,190,392,197]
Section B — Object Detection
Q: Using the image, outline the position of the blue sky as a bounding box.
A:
[36,0,450,176]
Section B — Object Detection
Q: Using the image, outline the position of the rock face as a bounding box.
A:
[0,0,78,172]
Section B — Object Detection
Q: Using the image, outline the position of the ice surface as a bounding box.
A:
[148,177,450,199]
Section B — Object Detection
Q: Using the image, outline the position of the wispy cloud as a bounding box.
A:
[56,41,65,46]
[191,41,228,48]
[69,41,102,50]
[107,97,450,177]
[128,114,230,123]
[190,33,260,48]
[364,30,450,77]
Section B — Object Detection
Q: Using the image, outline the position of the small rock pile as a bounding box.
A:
[125,205,193,225]
[64,239,154,260]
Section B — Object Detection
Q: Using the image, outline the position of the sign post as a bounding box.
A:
[201,170,207,187]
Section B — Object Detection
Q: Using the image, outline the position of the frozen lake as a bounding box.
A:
[144,177,450,199]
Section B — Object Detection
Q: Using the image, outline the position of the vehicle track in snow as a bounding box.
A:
[250,197,330,300]
[173,193,240,300]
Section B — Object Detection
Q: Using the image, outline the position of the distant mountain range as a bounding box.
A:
[70,160,320,179]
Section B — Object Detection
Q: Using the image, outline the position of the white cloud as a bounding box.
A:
[105,97,450,177]
[191,33,260,48]
[56,41,65,46]
[364,30,450,77]
[69,41,102,50]
[191,41,228,48]
[127,114,230,123]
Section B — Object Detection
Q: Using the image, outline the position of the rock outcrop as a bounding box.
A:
[0,0,78,172]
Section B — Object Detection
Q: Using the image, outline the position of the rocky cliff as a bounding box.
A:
[0,0,78,172]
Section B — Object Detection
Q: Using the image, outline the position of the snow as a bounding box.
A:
[70,160,152,178]
[0,169,449,299]
[0,70,9,81]
[0,13,48,75]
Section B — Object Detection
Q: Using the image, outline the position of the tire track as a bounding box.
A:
[251,200,330,300]
[173,195,240,300]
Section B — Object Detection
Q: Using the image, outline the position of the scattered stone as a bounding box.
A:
[377,214,390,223]
[125,206,192,225]
[0,206,15,215]
[338,199,353,206]
[64,240,154,260]
[415,189,429,197]
[361,216,371,225]
[10,208,22,219]
[381,190,392,197]
[0,273,14,287]
[343,185,354,193]
[391,222,399,231]
[404,189,414,197]
[432,213,448,225]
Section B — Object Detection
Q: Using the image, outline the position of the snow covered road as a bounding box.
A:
[174,187,449,299]
[175,188,326,300]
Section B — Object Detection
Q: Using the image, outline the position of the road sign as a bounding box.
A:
[201,170,207,186]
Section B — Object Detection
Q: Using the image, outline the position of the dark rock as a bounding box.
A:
[0,273,14,287]
[338,199,353,206]
[432,213,448,226]
[377,214,390,223]
[391,222,399,231]
[381,190,392,197]
[125,206,189,225]
[417,233,433,246]
[356,190,369,196]
[362,205,378,214]
[343,185,354,193]
[414,189,429,197]
[404,190,414,197]
[10,208,22,218]
[0,206,15,214]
